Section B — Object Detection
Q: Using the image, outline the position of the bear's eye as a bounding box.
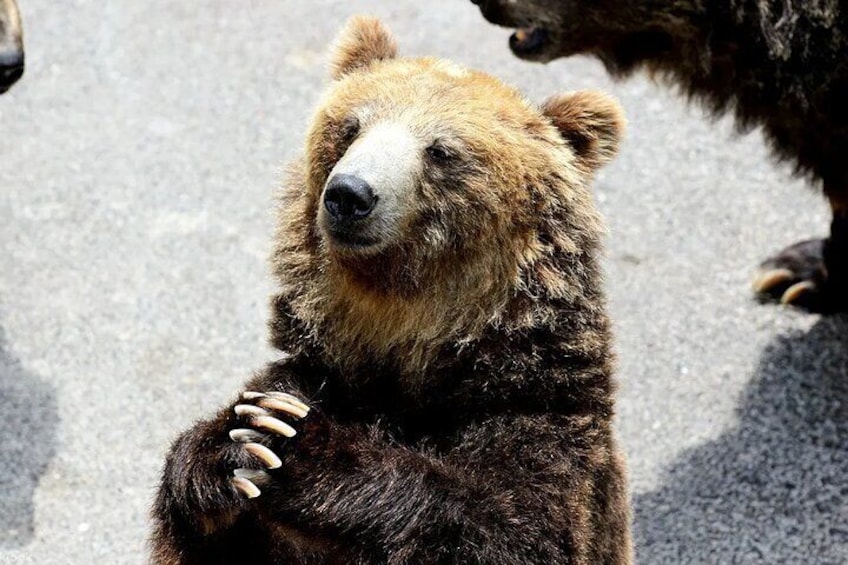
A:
[339,116,360,144]
[426,142,454,164]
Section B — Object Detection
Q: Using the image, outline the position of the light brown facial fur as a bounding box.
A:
[270,16,624,375]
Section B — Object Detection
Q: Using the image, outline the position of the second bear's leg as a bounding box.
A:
[753,187,848,313]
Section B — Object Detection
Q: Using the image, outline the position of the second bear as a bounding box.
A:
[472,0,848,313]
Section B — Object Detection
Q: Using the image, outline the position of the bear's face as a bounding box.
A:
[311,60,539,270]
[274,17,623,370]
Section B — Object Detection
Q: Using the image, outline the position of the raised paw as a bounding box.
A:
[228,391,311,499]
[752,238,840,312]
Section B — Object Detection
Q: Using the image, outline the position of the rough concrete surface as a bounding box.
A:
[0,1,845,563]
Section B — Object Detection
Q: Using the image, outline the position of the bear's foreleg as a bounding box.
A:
[251,413,630,565]
[150,371,314,564]
[153,370,629,564]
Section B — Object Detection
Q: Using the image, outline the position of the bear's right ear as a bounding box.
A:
[541,91,625,170]
[330,16,398,80]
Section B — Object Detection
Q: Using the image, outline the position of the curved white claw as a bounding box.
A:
[781,280,817,304]
[244,442,282,469]
[266,392,310,413]
[234,404,269,418]
[231,476,261,499]
[242,391,310,414]
[257,397,309,419]
[229,428,265,443]
[234,468,270,481]
[252,415,297,438]
[752,268,794,293]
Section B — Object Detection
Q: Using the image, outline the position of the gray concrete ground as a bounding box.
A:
[0,1,845,563]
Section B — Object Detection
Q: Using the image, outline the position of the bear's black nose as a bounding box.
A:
[0,52,24,93]
[324,174,377,220]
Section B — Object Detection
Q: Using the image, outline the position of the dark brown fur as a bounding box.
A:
[151,16,631,564]
[473,0,848,311]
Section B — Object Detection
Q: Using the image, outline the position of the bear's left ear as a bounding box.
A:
[330,16,398,80]
[541,91,625,170]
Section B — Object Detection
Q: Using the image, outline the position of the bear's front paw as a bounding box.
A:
[228,391,310,499]
[751,238,847,313]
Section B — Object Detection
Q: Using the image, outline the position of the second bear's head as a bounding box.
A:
[274,17,624,369]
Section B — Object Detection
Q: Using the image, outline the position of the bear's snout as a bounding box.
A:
[469,0,518,29]
[0,0,24,94]
[0,51,23,93]
[324,174,378,221]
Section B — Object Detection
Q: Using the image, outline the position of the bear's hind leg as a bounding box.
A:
[753,189,848,313]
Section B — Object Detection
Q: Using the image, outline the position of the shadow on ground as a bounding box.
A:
[0,322,57,548]
[634,315,848,564]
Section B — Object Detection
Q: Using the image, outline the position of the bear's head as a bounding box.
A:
[271,16,623,374]
[470,0,698,72]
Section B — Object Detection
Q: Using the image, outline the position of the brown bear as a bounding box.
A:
[470,0,848,313]
[151,16,631,565]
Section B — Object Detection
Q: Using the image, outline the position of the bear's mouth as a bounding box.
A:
[471,1,556,60]
[509,27,552,58]
[326,229,381,251]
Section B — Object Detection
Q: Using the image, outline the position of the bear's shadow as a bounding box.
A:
[0,321,57,548]
[634,315,848,564]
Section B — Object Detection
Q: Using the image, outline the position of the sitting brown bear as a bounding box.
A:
[150,16,632,565]
[471,0,848,313]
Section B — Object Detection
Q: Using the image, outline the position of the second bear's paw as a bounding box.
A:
[228,391,310,499]
[752,238,833,312]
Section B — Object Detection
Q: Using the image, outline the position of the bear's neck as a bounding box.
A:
[269,239,614,422]
[270,245,612,392]
[269,245,519,376]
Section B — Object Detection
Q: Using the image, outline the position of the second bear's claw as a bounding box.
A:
[752,268,795,293]
[750,238,840,312]
[752,269,821,305]
[780,280,819,305]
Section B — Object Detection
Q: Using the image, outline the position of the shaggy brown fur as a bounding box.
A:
[472,0,848,312]
[151,16,631,564]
